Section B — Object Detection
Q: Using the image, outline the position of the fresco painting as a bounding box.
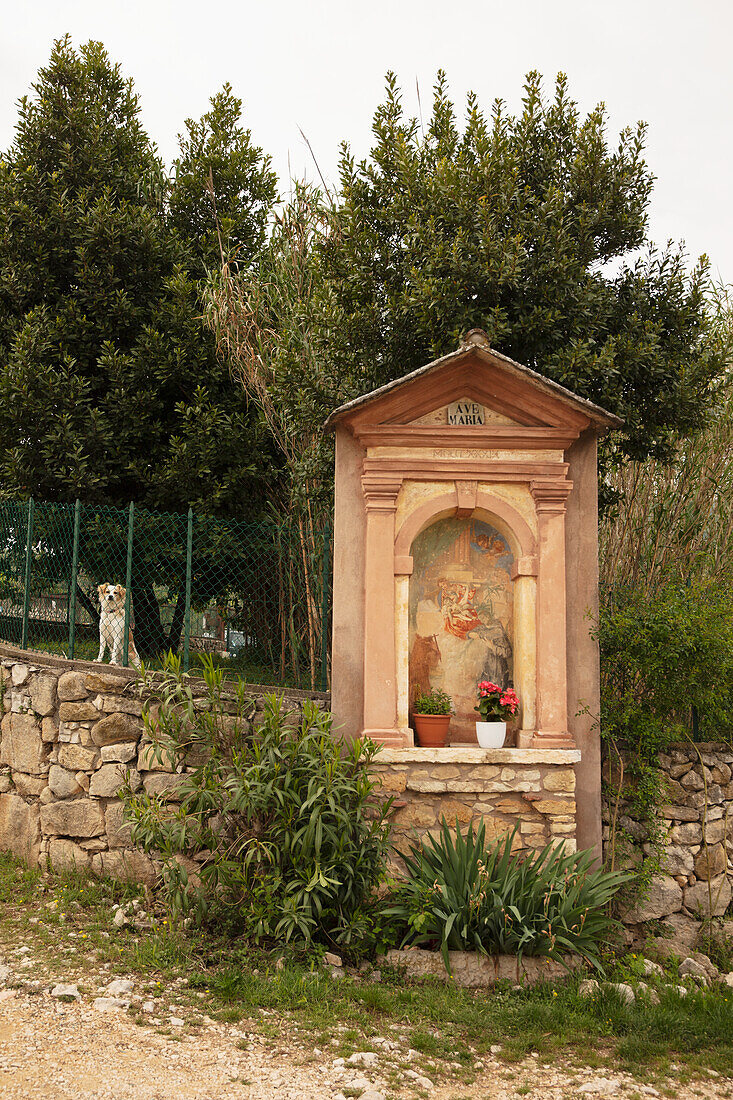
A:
[409,517,514,742]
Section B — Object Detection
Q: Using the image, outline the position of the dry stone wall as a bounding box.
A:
[371,746,580,860]
[605,742,733,937]
[0,647,326,883]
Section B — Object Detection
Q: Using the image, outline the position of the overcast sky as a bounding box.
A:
[1,0,731,284]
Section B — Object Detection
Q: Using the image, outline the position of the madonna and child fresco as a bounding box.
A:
[409,517,514,743]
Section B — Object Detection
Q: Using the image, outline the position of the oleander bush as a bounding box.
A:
[388,819,633,971]
[121,655,392,948]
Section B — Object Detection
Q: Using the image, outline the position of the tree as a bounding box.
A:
[169,82,277,273]
[321,71,726,465]
[0,38,280,654]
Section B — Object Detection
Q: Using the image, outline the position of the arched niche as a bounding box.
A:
[394,492,537,744]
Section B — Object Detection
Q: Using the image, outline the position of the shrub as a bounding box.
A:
[387,819,632,971]
[121,655,392,948]
[599,578,733,749]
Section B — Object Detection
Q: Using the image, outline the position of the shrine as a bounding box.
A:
[326,329,621,854]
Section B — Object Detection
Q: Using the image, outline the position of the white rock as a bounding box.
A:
[641,958,664,978]
[360,1092,385,1100]
[169,1015,184,1026]
[348,1079,374,1092]
[405,1069,434,1089]
[723,972,733,988]
[323,951,343,967]
[346,1052,378,1066]
[51,983,80,1001]
[577,1079,621,1095]
[113,908,129,928]
[142,1000,155,1012]
[607,982,635,1005]
[0,964,11,984]
[93,996,128,1012]
[579,978,600,998]
[329,965,346,980]
[679,957,709,985]
[490,1044,502,1054]
[105,978,134,996]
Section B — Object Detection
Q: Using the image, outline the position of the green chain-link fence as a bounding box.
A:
[0,498,331,690]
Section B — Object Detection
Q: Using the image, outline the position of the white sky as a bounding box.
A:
[1,0,731,284]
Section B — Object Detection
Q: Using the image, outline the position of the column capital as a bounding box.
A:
[530,478,574,514]
[361,473,402,513]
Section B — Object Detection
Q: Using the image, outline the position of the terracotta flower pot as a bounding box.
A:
[413,713,451,747]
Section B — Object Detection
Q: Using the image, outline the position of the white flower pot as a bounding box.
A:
[476,721,507,748]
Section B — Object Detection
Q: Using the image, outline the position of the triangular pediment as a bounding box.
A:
[325,331,622,438]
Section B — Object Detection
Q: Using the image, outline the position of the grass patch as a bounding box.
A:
[0,852,731,1085]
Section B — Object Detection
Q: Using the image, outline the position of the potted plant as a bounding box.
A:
[474,681,519,748]
[412,685,453,747]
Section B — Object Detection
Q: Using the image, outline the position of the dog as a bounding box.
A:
[95,584,140,668]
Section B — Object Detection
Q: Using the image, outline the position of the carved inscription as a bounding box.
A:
[447,400,485,426]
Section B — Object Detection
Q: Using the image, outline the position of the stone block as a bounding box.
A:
[406,778,448,793]
[373,771,406,793]
[532,798,576,816]
[137,740,177,772]
[660,805,699,822]
[91,712,141,746]
[0,793,41,864]
[40,798,105,838]
[623,874,683,922]
[101,742,137,765]
[542,768,576,793]
[663,845,694,876]
[142,772,187,800]
[48,838,91,872]
[41,717,58,743]
[12,772,47,798]
[89,764,141,798]
[97,695,143,717]
[59,700,101,723]
[703,818,730,845]
[48,765,84,800]
[57,744,98,772]
[84,671,132,695]
[441,799,477,825]
[28,673,57,717]
[105,801,134,849]
[0,713,49,775]
[684,874,732,918]
[57,671,89,701]
[10,664,29,686]
[392,801,437,828]
[92,848,157,887]
[670,822,702,845]
[693,843,728,880]
[680,769,704,791]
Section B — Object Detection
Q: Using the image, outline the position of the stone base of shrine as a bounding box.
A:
[370,746,581,861]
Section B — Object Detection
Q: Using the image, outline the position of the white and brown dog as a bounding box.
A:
[95,584,140,668]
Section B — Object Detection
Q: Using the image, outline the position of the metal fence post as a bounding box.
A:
[21,498,34,649]
[123,503,134,667]
[319,520,331,692]
[183,507,193,673]
[68,499,82,659]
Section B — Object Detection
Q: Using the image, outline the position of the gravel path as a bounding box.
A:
[0,983,731,1100]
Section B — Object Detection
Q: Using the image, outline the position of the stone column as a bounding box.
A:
[361,474,405,745]
[530,478,575,748]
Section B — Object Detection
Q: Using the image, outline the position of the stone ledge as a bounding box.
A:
[375,747,581,765]
[385,947,582,987]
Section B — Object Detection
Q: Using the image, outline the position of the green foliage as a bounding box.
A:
[387,819,633,971]
[598,579,733,748]
[121,655,392,948]
[169,82,277,273]
[412,685,452,715]
[322,71,723,467]
[0,37,276,514]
